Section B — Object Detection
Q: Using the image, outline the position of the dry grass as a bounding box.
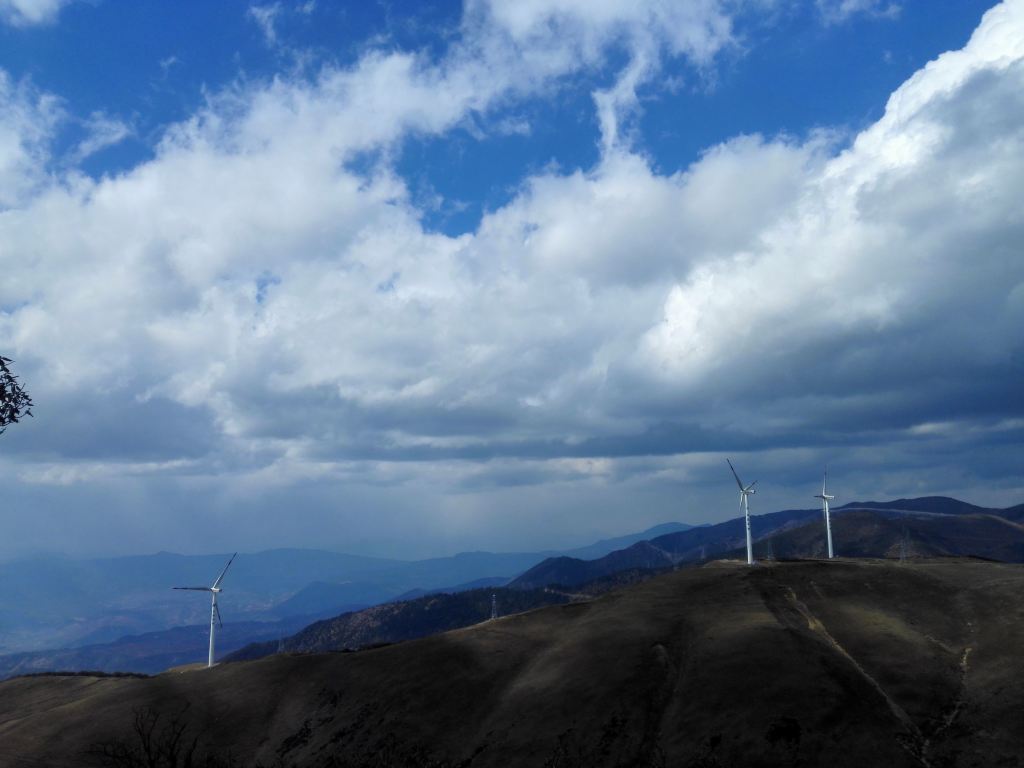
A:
[1,559,1021,767]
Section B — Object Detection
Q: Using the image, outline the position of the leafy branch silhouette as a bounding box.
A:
[0,356,33,435]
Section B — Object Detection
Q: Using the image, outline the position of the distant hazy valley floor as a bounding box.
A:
[1,558,1021,767]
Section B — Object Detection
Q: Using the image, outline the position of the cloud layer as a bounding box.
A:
[0,1,1022,557]
[0,0,76,26]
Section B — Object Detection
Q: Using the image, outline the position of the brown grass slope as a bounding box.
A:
[1,559,1022,768]
[225,587,570,662]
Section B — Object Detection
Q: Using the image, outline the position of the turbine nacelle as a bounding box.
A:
[727,458,757,495]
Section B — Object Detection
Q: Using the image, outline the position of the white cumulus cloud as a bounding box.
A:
[0,1,1022,557]
[0,0,77,26]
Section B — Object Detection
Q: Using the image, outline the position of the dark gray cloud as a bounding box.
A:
[5,391,220,462]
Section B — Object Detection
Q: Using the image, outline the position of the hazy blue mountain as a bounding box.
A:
[0,579,557,679]
[0,614,316,679]
[0,521,691,655]
[392,575,512,602]
[267,581,397,619]
[0,549,404,654]
[559,521,694,561]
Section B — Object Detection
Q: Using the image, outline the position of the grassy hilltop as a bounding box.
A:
[1,558,1021,767]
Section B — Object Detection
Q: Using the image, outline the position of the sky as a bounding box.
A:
[0,0,1022,561]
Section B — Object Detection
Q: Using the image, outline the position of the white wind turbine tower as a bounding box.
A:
[727,459,757,566]
[173,553,237,668]
[815,470,836,559]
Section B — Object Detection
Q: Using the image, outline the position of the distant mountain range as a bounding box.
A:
[0,521,693,676]
[509,497,1024,590]
[210,496,1024,667]
[0,616,313,680]
[4,497,1021,681]
[0,548,403,653]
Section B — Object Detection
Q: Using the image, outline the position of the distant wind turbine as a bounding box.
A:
[727,459,757,566]
[814,470,836,559]
[172,553,236,668]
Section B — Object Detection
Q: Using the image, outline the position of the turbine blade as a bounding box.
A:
[822,469,828,496]
[173,587,212,591]
[214,601,223,628]
[212,552,237,589]
[745,480,758,493]
[726,459,745,491]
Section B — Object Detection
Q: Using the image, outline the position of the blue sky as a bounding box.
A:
[0,0,1021,560]
[0,1,996,231]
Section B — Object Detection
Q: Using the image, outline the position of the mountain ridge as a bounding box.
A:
[2,558,1021,767]
[510,496,1024,589]
[0,523,688,654]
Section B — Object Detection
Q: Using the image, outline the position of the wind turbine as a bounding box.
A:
[173,553,236,668]
[727,459,757,566]
[814,470,836,559]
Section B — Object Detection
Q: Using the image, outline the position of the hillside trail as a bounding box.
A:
[919,585,977,764]
[761,577,932,768]
[919,645,971,761]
